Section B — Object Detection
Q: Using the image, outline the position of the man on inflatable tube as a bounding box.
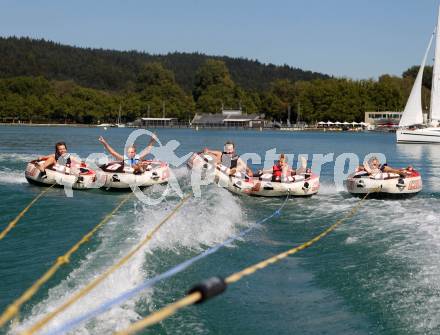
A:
[203,141,253,178]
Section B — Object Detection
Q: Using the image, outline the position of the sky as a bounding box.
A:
[0,0,438,79]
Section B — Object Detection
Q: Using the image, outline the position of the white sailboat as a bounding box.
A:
[396,7,440,143]
[115,104,126,128]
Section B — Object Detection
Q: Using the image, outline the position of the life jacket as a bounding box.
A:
[55,153,71,166]
[272,163,282,181]
[221,152,239,169]
[123,154,140,167]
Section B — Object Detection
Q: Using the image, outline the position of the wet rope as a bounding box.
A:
[0,193,132,328]
[21,193,192,335]
[42,194,291,335]
[116,191,372,335]
[0,184,55,241]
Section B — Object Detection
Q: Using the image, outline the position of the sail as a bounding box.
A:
[431,7,440,122]
[399,32,435,127]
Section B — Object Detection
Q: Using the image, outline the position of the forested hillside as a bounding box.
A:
[0,37,328,92]
[0,36,430,124]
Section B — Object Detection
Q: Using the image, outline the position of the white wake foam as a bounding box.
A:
[0,169,26,184]
[11,186,246,334]
[0,153,37,163]
[343,197,440,334]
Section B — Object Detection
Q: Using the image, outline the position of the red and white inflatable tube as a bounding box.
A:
[25,158,98,190]
[187,152,320,197]
[96,160,170,190]
[345,169,422,197]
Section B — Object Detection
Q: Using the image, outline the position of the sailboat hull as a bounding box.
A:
[396,128,440,143]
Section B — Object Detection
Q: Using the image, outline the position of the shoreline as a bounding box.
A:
[0,123,371,132]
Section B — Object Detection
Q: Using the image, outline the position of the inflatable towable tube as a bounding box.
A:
[345,169,422,198]
[97,160,169,190]
[187,152,320,197]
[25,159,97,189]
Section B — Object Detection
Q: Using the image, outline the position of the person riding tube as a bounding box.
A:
[203,141,253,178]
[98,135,156,173]
[35,142,77,173]
[256,153,297,182]
[359,157,412,178]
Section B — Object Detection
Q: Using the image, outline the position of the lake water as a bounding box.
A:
[0,126,439,334]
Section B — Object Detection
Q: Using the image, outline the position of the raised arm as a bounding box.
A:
[363,163,373,174]
[98,136,123,161]
[238,158,253,177]
[297,156,307,174]
[203,148,222,161]
[138,135,157,160]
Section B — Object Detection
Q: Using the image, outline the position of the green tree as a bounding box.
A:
[193,59,257,114]
[193,59,234,101]
[259,92,284,121]
[136,62,195,120]
[402,65,432,89]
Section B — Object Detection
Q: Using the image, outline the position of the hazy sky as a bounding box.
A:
[0,0,438,79]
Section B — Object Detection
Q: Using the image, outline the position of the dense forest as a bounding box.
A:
[0,37,432,124]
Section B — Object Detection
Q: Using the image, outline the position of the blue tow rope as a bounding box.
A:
[46,194,290,335]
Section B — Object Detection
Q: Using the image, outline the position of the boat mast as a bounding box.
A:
[162,101,166,118]
[117,103,122,124]
[430,6,440,124]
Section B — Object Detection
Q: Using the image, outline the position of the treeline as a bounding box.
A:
[0,37,432,124]
[0,63,194,123]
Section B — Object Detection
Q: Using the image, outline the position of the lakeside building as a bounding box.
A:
[365,111,403,129]
[364,111,427,130]
[191,109,266,128]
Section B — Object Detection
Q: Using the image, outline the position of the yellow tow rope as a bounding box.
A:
[22,193,192,335]
[0,184,55,241]
[0,193,132,328]
[115,191,373,335]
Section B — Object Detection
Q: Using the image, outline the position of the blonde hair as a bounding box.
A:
[368,156,379,165]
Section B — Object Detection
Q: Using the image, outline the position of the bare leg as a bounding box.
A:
[383,166,410,176]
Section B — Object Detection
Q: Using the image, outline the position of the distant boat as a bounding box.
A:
[396,6,440,143]
[97,123,114,128]
[115,104,126,128]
